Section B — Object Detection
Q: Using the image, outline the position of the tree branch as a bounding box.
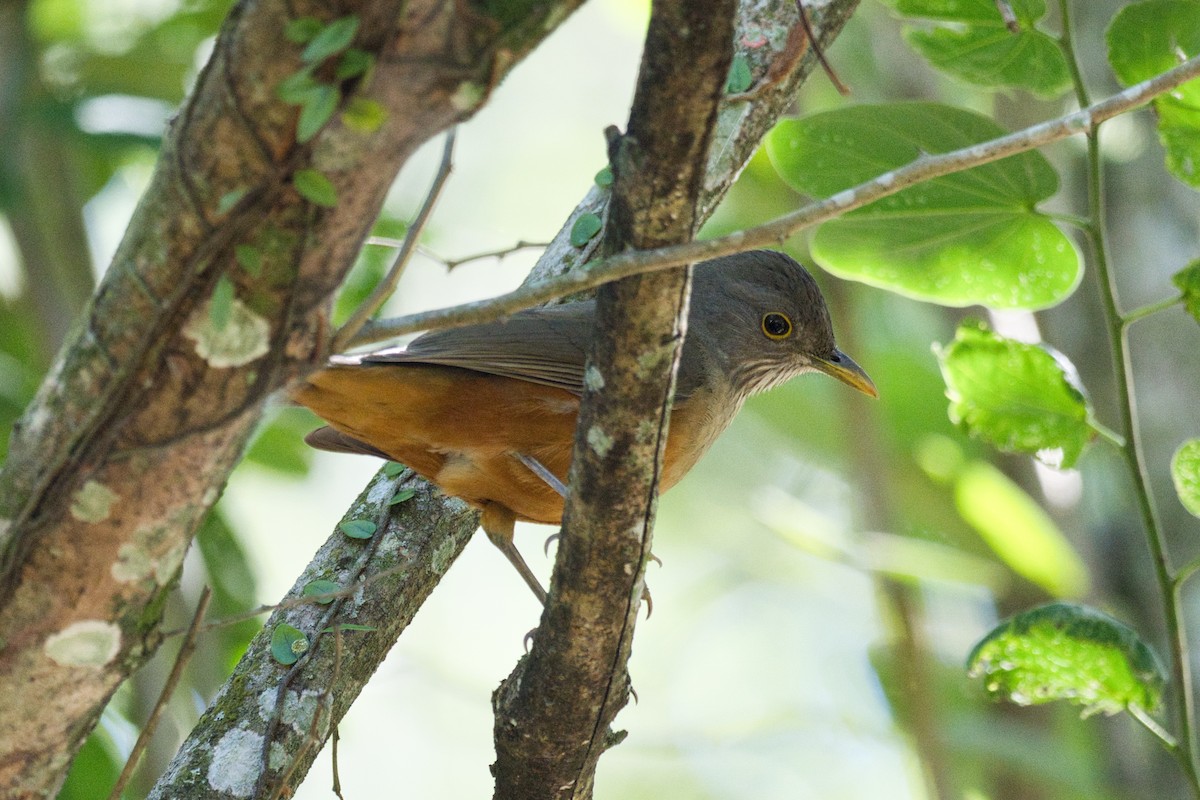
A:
[353,50,1200,343]
[489,0,737,795]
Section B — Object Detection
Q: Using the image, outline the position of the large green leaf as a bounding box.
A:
[884,0,1070,96]
[935,320,1095,467]
[1107,1,1200,188]
[968,602,1166,716]
[767,103,1079,309]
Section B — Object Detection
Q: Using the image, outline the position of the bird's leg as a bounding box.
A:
[514,452,567,498]
[481,503,547,605]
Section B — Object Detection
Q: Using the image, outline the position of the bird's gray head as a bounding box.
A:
[685,250,876,400]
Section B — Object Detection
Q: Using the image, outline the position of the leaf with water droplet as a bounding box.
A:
[271,623,309,665]
[767,103,1078,309]
[968,602,1165,717]
[935,320,1094,468]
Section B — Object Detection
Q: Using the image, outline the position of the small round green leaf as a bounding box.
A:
[293,169,338,207]
[297,85,339,143]
[968,602,1166,716]
[1107,1,1200,187]
[726,54,753,93]
[382,461,406,478]
[285,17,323,44]
[388,489,416,506]
[935,320,1093,468]
[276,69,320,105]
[342,97,387,134]
[570,212,602,247]
[594,166,613,189]
[303,580,340,604]
[1172,439,1200,517]
[1173,260,1200,324]
[271,623,309,665]
[301,16,360,64]
[767,103,1079,309]
[218,188,247,215]
[335,48,374,80]
[339,519,377,539]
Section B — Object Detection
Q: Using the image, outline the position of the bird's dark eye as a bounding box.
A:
[761,312,793,340]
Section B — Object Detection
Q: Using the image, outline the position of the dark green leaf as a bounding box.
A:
[935,320,1094,468]
[726,54,753,93]
[297,85,339,143]
[218,188,247,215]
[339,519,378,539]
[293,169,338,207]
[1172,439,1200,517]
[594,165,613,188]
[335,48,374,80]
[1173,260,1200,322]
[276,69,320,105]
[209,276,235,331]
[271,623,309,665]
[235,244,263,277]
[570,212,602,247]
[342,97,387,133]
[382,461,407,477]
[389,488,416,505]
[767,103,1077,309]
[302,16,360,64]
[285,16,324,44]
[303,580,340,604]
[1107,1,1200,188]
[968,602,1166,716]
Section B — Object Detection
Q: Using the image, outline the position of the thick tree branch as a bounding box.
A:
[355,50,1200,342]
[0,0,585,794]
[489,0,736,796]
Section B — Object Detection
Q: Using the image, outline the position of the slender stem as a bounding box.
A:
[1058,1,1200,792]
[1130,705,1180,752]
[107,587,213,800]
[332,128,456,352]
[1122,295,1182,327]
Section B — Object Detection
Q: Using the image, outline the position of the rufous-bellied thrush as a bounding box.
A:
[293,250,876,602]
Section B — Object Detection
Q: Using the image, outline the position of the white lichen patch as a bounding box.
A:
[111,543,153,583]
[208,727,263,797]
[584,365,605,391]
[587,425,613,457]
[69,480,118,523]
[44,620,121,667]
[366,476,397,506]
[183,298,270,368]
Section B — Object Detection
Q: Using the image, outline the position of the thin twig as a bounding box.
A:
[350,52,1200,348]
[797,1,849,95]
[332,128,457,352]
[1130,704,1181,752]
[422,240,551,270]
[107,587,213,800]
[1122,295,1182,327]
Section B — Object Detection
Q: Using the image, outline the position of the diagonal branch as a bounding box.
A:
[354,50,1200,343]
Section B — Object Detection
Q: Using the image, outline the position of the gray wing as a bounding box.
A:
[360,300,705,401]
[361,303,597,395]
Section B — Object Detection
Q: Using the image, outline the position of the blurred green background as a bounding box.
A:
[2,0,1199,798]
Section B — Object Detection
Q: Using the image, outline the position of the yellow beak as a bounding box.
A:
[815,349,878,398]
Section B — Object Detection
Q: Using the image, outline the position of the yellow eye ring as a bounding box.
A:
[761,312,793,340]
